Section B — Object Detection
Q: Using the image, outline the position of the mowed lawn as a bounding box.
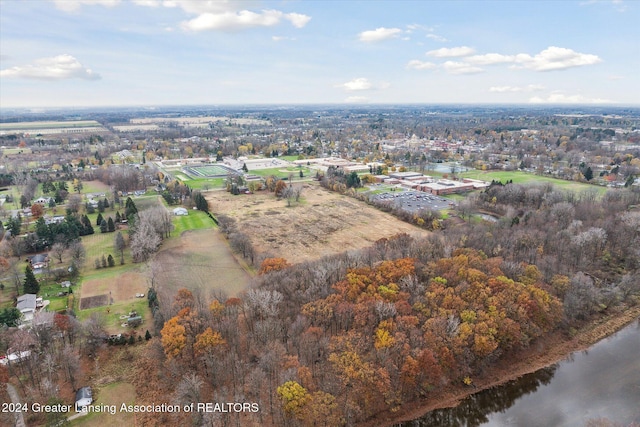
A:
[172,209,217,235]
[460,170,609,195]
[70,382,136,427]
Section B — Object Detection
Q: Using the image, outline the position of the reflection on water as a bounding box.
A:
[397,366,556,427]
[399,320,640,427]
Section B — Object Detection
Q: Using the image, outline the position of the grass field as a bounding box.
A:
[460,170,608,195]
[154,229,251,297]
[70,382,137,427]
[172,209,217,235]
[248,166,312,179]
[183,164,236,177]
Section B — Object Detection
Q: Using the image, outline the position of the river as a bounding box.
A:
[398,319,640,427]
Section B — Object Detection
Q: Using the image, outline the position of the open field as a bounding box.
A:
[154,229,251,297]
[247,166,312,179]
[172,209,216,235]
[183,164,237,177]
[205,183,431,265]
[70,382,136,427]
[460,170,608,195]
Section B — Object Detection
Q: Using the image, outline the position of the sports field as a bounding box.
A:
[183,164,237,178]
[460,170,608,195]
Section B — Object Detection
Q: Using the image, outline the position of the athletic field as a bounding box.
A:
[183,164,238,178]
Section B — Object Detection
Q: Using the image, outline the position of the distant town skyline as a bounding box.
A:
[1,0,638,108]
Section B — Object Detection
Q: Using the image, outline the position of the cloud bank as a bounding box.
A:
[0,54,101,80]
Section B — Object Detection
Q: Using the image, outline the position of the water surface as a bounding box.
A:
[400,319,640,427]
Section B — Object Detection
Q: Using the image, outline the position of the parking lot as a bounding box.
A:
[370,190,452,212]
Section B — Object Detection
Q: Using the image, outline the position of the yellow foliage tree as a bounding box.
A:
[160,316,186,359]
[277,380,310,418]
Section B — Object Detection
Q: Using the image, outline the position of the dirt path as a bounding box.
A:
[5,384,26,427]
[362,306,640,427]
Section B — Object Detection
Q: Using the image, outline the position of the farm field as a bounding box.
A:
[460,170,608,195]
[205,182,431,265]
[153,228,251,297]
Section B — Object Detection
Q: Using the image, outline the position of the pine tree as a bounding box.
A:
[100,219,108,233]
[96,213,104,226]
[107,254,115,267]
[145,330,152,340]
[24,266,40,294]
[107,217,115,232]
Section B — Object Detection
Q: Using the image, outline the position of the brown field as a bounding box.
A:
[153,229,252,297]
[81,271,147,303]
[80,294,109,309]
[205,183,431,264]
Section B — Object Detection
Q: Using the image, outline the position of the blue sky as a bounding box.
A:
[1,0,638,107]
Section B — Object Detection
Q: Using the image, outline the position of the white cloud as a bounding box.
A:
[338,78,373,91]
[358,27,403,42]
[406,60,437,70]
[0,54,101,80]
[285,13,312,28]
[529,92,613,104]
[58,1,312,32]
[442,61,483,75]
[272,36,296,42]
[344,96,369,103]
[466,53,516,65]
[51,0,120,12]
[427,46,475,58]
[426,33,448,42]
[512,46,602,71]
[180,9,310,31]
[489,84,544,93]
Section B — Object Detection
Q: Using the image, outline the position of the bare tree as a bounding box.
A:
[51,242,65,264]
[130,217,161,263]
[67,194,83,214]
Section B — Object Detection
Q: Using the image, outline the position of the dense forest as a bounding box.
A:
[132,184,640,426]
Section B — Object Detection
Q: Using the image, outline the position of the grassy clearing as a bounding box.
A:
[249,166,311,179]
[39,282,72,312]
[77,299,149,333]
[70,382,136,427]
[460,170,608,195]
[81,180,111,195]
[172,209,216,236]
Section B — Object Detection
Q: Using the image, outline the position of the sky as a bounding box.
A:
[0,0,639,108]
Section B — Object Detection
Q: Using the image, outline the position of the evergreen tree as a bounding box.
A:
[125,197,138,218]
[96,213,104,227]
[193,192,208,212]
[107,217,115,232]
[24,265,40,294]
[583,166,594,181]
[107,254,115,267]
[97,199,105,213]
[101,254,107,268]
[145,330,152,340]
[100,219,108,233]
[103,198,110,209]
[115,211,121,223]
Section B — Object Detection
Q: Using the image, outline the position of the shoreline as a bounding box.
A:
[361,305,640,427]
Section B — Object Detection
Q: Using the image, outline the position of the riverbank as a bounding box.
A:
[361,304,640,427]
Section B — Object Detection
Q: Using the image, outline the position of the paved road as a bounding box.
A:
[5,384,26,427]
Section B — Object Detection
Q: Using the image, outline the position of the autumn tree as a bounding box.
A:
[259,257,291,274]
[30,203,44,219]
[161,316,186,359]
